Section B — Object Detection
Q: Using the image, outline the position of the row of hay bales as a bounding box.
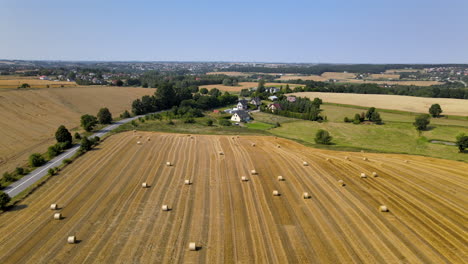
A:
[332,155,390,212]
[140,159,199,251]
[50,204,76,243]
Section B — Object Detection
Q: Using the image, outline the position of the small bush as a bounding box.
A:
[0,191,11,210]
[63,159,72,165]
[315,129,333,145]
[219,119,232,126]
[48,168,56,176]
[74,132,81,140]
[15,167,25,176]
[2,172,15,182]
[344,117,350,123]
[353,119,361,124]
[29,153,46,167]
[206,119,213,126]
[275,122,281,127]
[184,117,195,123]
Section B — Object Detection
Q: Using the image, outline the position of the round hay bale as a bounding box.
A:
[54,213,62,220]
[189,242,197,251]
[303,192,310,199]
[237,136,240,138]
[363,157,368,161]
[147,137,151,141]
[138,135,142,139]
[133,129,136,133]
[272,190,280,196]
[277,145,281,148]
[231,137,235,139]
[251,143,256,147]
[67,236,76,244]
[404,160,409,163]
[344,156,349,160]
[360,173,367,178]
[162,205,169,211]
[379,205,389,212]
[303,161,309,166]
[326,158,330,161]
[185,180,191,185]
[372,172,378,177]
[241,176,248,182]
[50,204,58,210]
[166,162,172,166]
[137,141,142,145]
[190,136,194,139]
[278,176,284,181]
[187,134,191,137]
[218,151,224,155]
[360,150,365,153]
[338,180,345,186]
[250,170,257,175]
[142,182,149,188]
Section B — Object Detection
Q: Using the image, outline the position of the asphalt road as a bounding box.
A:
[4,115,144,197]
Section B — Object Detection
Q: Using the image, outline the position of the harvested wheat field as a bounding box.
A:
[199,82,303,92]
[0,132,466,263]
[0,87,155,173]
[339,79,443,86]
[321,72,357,80]
[290,92,468,116]
[0,76,78,89]
[368,73,400,80]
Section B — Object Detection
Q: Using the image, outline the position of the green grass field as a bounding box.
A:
[120,103,468,162]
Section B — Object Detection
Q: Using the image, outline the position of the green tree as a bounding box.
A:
[429,104,443,118]
[219,119,232,126]
[97,107,112,124]
[200,88,208,94]
[0,191,10,210]
[115,79,124,86]
[315,129,333,145]
[413,114,430,132]
[80,114,98,132]
[29,153,46,167]
[80,137,93,151]
[353,113,361,124]
[366,107,376,120]
[370,111,382,124]
[206,119,213,126]
[55,125,72,146]
[222,78,233,86]
[18,83,30,89]
[121,110,131,118]
[74,132,81,140]
[258,79,266,93]
[456,133,468,152]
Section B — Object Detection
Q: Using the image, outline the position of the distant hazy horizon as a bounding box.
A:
[1,0,467,63]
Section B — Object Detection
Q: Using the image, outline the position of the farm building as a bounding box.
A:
[237,99,249,110]
[231,110,251,122]
[268,95,278,101]
[286,96,297,102]
[250,97,261,107]
[268,87,280,93]
[268,103,282,112]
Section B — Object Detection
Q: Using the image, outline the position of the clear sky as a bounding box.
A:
[1,0,467,63]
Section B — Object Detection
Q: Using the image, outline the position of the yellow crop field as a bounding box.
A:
[0,87,155,173]
[0,132,466,263]
[321,72,357,80]
[369,73,400,79]
[289,92,468,116]
[0,76,78,89]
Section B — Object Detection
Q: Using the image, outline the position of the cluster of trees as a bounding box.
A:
[262,97,324,121]
[80,107,113,132]
[344,107,382,124]
[456,134,468,153]
[315,129,333,145]
[131,82,238,116]
[222,78,239,86]
[278,80,468,99]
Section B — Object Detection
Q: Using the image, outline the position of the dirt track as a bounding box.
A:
[0,132,466,263]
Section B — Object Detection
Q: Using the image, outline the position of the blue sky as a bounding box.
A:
[1,0,467,63]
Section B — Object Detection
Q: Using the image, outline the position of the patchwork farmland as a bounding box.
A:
[0,132,466,263]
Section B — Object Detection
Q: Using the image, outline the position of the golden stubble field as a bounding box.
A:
[290,92,468,116]
[0,76,78,89]
[0,87,155,173]
[0,132,466,263]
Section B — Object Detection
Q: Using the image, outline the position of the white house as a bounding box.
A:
[268,95,278,101]
[268,87,280,94]
[231,110,251,122]
[237,99,248,110]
